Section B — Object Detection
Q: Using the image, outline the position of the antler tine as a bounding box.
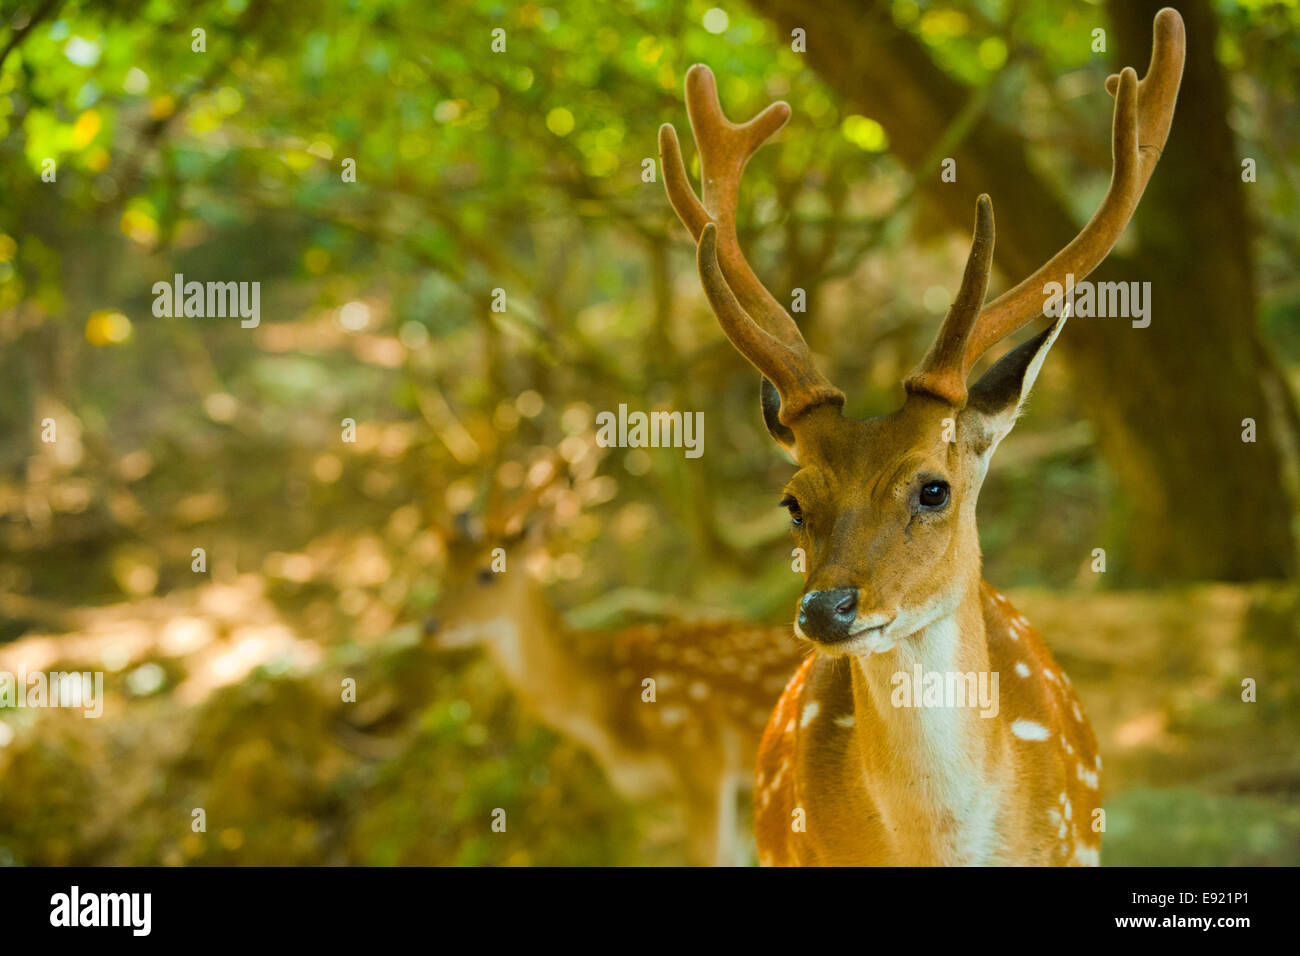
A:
[481,438,509,532]
[904,195,995,405]
[659,66,791,315]
[497,450,568,538]
[956,7,1185,379]
[661,64,845,425]
[668,65,797,340]
[696,224,843,417]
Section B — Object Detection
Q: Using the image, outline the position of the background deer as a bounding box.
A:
[427,456,806,865]
[659,9,1184,864]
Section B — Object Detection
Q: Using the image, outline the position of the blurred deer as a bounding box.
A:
[427,455,805,865]
[659,9,1184,864]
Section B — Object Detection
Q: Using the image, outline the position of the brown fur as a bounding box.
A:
[755,585,1101,866]
[660,13,1186,863]
[433,541,806,865]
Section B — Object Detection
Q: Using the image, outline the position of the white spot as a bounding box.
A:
[800,701,820,727]
[1072,844,1100,866]
[833,714,856,729]
[1072,701,1084,723]
[1014,661,1030,678]
[771,760,788,791]
[1011,720,1050,741]
[689,680,709,700]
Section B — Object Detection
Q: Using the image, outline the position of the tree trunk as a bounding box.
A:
[746,0,1298,580]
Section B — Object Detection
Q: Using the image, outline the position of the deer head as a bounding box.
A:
[660,10,1183,656]
[427,454,568,650]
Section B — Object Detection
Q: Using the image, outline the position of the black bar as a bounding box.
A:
[0,866,1281,942]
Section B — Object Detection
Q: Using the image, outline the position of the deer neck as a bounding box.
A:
[844,579,1006,864]
[473,580,655,780]
[474,579,570,693]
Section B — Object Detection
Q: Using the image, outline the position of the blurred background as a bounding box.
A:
[1,0,1298,865]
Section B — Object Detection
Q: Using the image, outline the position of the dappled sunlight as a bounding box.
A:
[1,0,1297,868]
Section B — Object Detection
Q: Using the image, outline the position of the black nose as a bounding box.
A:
[423,615,441,637]
[798,587,859,641]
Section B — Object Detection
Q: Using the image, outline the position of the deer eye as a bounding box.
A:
[919,481,950,510]
[476,568,496,586]
[780,495,804,526]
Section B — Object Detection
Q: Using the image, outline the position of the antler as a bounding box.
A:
[660,64,845,425]
[908,7,1185,406]
[904,195,996,404]
[488,451,568,539]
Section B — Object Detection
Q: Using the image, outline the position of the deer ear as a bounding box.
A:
[962,315,1066,456]
[761,378,799,462]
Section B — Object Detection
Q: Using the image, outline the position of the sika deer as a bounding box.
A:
[429,460,804,864]
[658,8,1184,865]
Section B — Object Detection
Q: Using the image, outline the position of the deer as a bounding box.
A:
[658,8,1184,865]
[426,456,807,865]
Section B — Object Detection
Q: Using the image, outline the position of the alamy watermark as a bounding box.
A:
[152,273,260,328]
[0,668,104,718]
[50,886,151,936]
[1043,273,1150,328]
[890,665,999,718]
[595,404,703,459]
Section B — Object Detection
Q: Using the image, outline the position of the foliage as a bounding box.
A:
[0,0,1297,864]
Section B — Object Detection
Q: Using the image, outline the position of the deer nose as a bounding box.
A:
[798,587,859,641]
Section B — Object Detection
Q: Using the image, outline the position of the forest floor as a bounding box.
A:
[0,577,1297,865]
